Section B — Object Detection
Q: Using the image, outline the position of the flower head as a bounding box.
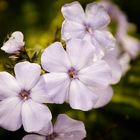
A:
[22,114,86,140]
[0,61,52,134]
[41,39,113,111]
[61,1,116,52]
[1,31,25,54]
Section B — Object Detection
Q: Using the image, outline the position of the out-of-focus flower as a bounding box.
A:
[1,31,25,54]
[61,1,116,52]
[22,114,86,140]
[0,61,52,134]
[100,0,140,74]
[119,35,140,58]
[41,39,113,111]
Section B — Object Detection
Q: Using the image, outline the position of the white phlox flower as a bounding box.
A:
[61,1,122,84]
[41,39,113,111]
[22,114,86,140]
[61,1,116,52]
[1,31,25,54]
[0,61,52,134]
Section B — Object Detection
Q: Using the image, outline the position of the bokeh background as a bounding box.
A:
[0,0,140,140]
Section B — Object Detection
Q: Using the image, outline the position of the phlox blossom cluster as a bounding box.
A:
[0,1,124,140]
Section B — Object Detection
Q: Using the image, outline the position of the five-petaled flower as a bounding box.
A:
[0,61,52,134]
[61,1,122,84]
[1,31,25,54]
[41,39,113,111]
[22,114,86,140]
[61,1,116,52]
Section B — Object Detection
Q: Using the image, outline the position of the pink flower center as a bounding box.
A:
[68,68,78,79]
[19,90,30,100]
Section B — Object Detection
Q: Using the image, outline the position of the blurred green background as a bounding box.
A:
[0,0,140,140]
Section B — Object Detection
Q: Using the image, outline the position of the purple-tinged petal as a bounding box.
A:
[41,42,71,72]
[92,30,116,51]
[61,1,85,24]
[69,79,98,111]
[104,51,122,84]
[22,135,45,140]
[14,61,41,91]
[93,86,113,108]
[0,72,20,100]
[54,114,86,140]
[66,39,94,70]
[85,3,110,29]
[22,99,52,135]
[78,60,112,89]
[0,97,22,131]
[1,31,25,54]
[43,73,70,104]
[61,20,85,41]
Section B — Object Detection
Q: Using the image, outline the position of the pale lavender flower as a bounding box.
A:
[22,114,86,140]
[0,61,52,134]
[100,0,140,74]
[61,1,116,52]
[41,39,113,111]
[1,31,25,54]
[61,1,122,83]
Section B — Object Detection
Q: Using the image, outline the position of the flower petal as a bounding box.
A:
[61,1,85,24]
[61,20,85,41]
[12,31,24,42]
[69,79,98,111]
[22,135,45,140]
[66,39,94,70]
[41,42,71,72]
[30,76,51,103]
[54,114,86,140]
[104,51,122,84]
[14,61,41,91]
[93,86,113,108]
[92,30,116,51]
[85,3,110,29]
[0,97,22,131]
[0,72,20,100]
[78,60,112,89]
[43,73,70,104]
[1,31,24,54]
[22,99,52,134]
